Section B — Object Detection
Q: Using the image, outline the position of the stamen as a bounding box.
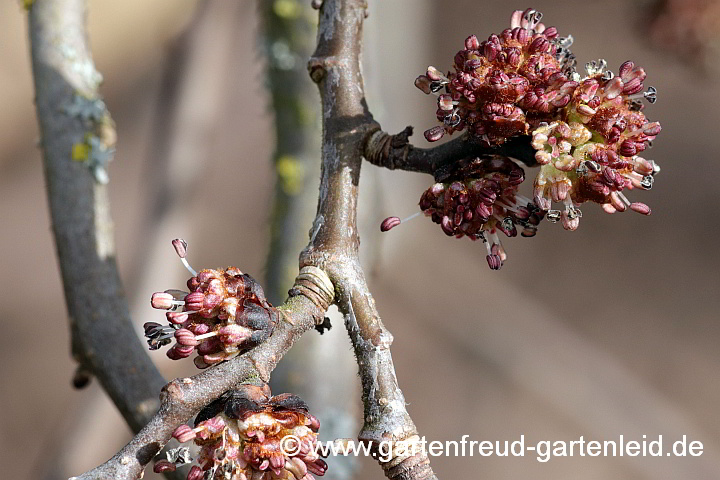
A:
[172,238,197,276]
[402,212,422,223]
[629,202,651,215]
[627,86,657,104]
[380,212,422,232]
[566,205,582,219]
[601,70,614,82]
[617,192,632,207]
[555,35,574,49]
[523,9,543,31]
[546,210,561,223]
[640,175,654,189]
[194,330,219,341]
[585,59,607,76]
[651,160,661,175]
[514,194,533,205]
[444,110,461,127]
[575,162,588,176]
[645,86,657,103]
[430,82,446,94]
[482,235,492,255]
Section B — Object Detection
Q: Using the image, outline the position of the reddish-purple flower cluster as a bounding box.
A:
[154,385,328,480]
[415,8,577,145]
[146,240,278,368]
[394,8,662,269]
[532,60,660,226]
[418,156,543,269]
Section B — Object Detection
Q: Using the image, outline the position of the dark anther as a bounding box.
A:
[224,396,262,420]
[430,81,446,93]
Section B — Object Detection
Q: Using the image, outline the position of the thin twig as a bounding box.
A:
[364,128,537,178]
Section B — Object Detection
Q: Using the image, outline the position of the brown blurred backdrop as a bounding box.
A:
[1,1,719,479]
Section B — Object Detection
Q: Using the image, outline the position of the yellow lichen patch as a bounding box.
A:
[22,0,35,11]
[273,0,300,19]
[276,155,305,195]
[71,143,89,161]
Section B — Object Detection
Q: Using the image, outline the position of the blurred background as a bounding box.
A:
[2,0,719,479]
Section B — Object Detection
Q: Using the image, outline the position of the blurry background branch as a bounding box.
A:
[28,0,165,433]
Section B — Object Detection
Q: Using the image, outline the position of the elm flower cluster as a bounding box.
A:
[388,8,662,268]
[417,156,543,270]
[154,385,328,480]
[146,239,278,368]
[531,60,661,228]
[415,8,577,145]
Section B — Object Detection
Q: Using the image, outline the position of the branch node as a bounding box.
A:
[308,59,326,83]
[364,127,414,170]
[162,379,186,402]
[288,266,335,317]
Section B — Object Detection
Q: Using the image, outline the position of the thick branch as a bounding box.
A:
[28,0,165,432]
[260,3,361,478]
[304,1,439,479]
[364,128,537,178]
[71,293,326,480]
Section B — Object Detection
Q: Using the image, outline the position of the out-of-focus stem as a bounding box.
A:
[261,0,322,302]
[28,0,165,433]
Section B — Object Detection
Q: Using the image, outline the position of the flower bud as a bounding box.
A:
[380,216,401,232]
[146,241,280,368]
[166,387,327,480]
[151,292,174,310]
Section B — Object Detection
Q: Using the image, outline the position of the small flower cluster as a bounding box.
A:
[387,8,662,269]
[531,60,660,227]
[418,156,543,270]
[154,385,328,480]
[415,8,576,145]
[146,239,278,368]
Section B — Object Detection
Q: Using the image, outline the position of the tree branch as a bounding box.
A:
[259,2,361,478]
[49,1,449,479]
[303,1,439,479]
[28,0,165,433]
[71,291,329,480]
[364,128,537,178]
